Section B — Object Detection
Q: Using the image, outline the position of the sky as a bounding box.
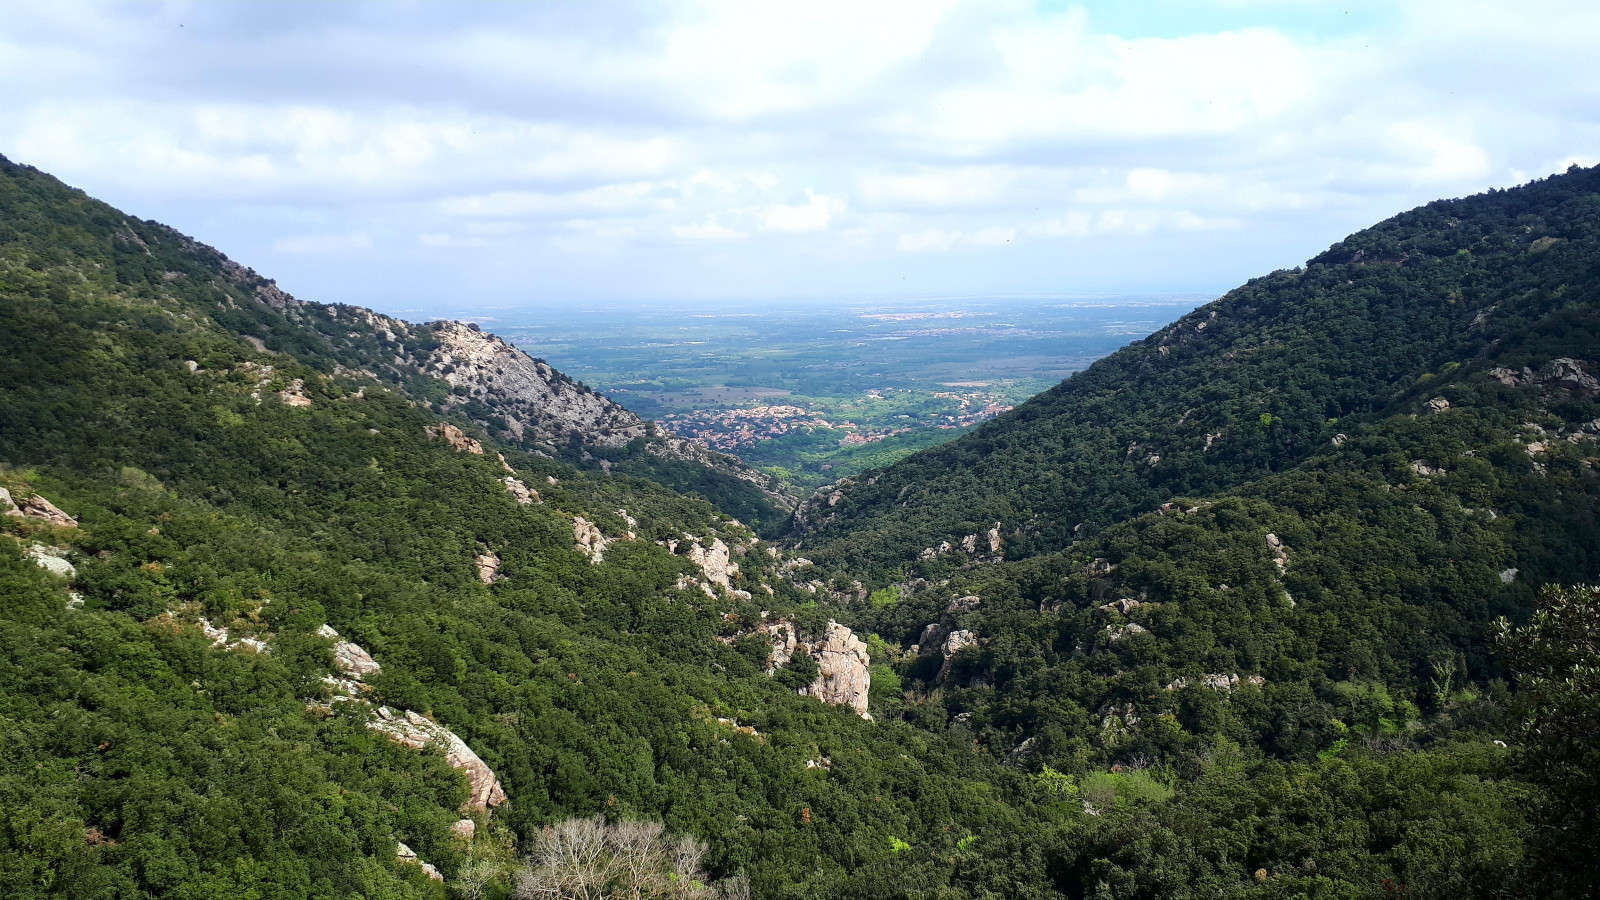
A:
[2,1,1597,315]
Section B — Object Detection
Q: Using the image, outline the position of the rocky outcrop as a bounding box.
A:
[396,841,444,882]
[320,625,383,679]
[369,707,508,810]
[475,552,501,585]
[687,536,737,591]
[425,423,484,455]
[502,476,539,504]
[937,630,977,681]
[278,378,312,407]
[316,626,507,811]
[759,619,872,719]
[1,489,78,527]
[1164,672,1265,692]
[946,595,981,615]
[25,543,75,578]
[1489,358,1600,396]
[426,320,646,450]
[574,517,610,563]
[1266,533,1290,572]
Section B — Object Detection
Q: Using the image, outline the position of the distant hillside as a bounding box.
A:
[0,153,793,529]
[791,165,1600,574]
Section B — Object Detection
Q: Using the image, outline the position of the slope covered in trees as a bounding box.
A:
[2,155,1597,898]
[790,165,1600,574]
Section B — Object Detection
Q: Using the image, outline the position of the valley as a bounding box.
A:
[475,297,1205,489]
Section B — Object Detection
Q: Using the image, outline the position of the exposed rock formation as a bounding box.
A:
[316,626,507,811]
[451,819,476,842]
[25,543,75,578]
[1096,598,1145,617]
[278,378,312,407]
[1266,532,1290,572]
[1105,622,1149,642]
[2,489,78,527]
[475,552,501,585]
[369,707,508,810]
[1164,673,1265,691]
[425,423,484,455]
[427,320,646,449]
[687,536,737,591]
[946,595,981,615]
[320,625,383,679]
[396,841,444,882]
[502,476,539,504]
[573,516,610,563]
[760,619,872,719]
[937,629,977,681]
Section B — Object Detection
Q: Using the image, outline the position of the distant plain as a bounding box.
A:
[479,295,1208,488]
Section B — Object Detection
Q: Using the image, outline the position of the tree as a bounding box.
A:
[1499,585,1600,897]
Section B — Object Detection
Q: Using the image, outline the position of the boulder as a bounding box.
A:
[451,819,476,842]
[3,490,78,527]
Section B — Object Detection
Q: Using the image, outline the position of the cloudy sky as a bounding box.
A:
[3,1,1596,314]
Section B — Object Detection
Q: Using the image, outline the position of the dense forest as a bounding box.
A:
[1,153,1597,898]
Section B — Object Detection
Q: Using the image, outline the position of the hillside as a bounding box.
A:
[0,154,793,530]
[790,165,1600,575]
[2,154,1597,899]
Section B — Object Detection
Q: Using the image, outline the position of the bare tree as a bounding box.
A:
[515,816,717,900]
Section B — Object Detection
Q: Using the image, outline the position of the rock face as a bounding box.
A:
[425,423,484,455]
[320,625,383,679]
[761,619,872,719]
[427,320,646,449]
[1,489,78,527]
[687,536,737,591]
[804,621,873,720]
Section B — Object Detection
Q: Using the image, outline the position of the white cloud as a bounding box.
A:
[897,229,961,253]
[0,2,1593,302]
[761,190,838,233]
[674,221,747,240]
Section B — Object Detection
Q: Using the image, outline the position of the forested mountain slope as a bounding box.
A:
[790,165,1600,574]
[0,154,792,530]
[3,155,1597,899]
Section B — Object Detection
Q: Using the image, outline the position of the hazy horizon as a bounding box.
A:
[3,1,1597,316]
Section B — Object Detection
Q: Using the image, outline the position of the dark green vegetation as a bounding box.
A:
[1,152,1597,898]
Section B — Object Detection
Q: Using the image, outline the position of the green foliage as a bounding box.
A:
[1,153,1596,898]
[1499,584,1600,896]
[866,585,899,608]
